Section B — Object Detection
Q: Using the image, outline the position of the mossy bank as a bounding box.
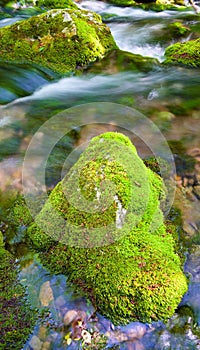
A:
[25,132,188,324]
[0,8,117,74]
[36,0,78,9]
[164,38,200,67]
[0,232,36,349]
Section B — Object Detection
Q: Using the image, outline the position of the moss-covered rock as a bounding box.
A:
[164,38,200,67]
[105,0,185,8]
[27,132,187,324]
[0,232,36,349]
[84,49,160,74]
[0,8,117,73]
[36,0,78,9]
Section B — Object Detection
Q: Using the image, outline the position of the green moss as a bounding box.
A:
[0,232,36,349]
[0,8,117,73]
[27,132,187,324]
[164,38,200,67]
[108,0,137,5]
[37,0,78,9]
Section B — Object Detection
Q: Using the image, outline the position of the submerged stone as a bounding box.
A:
[84,49,160,74]
[0,8,117,73]
[27,132,187,324]
[164,38,200,67]
[36,0,78,9]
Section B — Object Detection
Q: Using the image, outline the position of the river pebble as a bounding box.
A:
[39,281,54,307]
[55,295,66,308]
[106,322,148,345]
[38,326,47,341]
[63,309,78,326]
[41,341,51,350]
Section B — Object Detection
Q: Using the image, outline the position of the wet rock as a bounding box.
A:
[121,322,148,340]
[107,322,148,344]
[183,221,198,237]
[126,341,145,350]
[185,245,200,282]
[63,309,78,326]
[55,295,66,308]
[38,326,47,341]
[29,335,42,350]
[41,341,51,350]
[39,281,54,307]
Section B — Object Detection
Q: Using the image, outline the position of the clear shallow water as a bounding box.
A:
[0,2,200,349]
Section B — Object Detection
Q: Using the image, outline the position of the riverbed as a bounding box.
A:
[0,1,200,349]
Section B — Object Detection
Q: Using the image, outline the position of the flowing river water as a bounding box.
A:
[0,1,200,349]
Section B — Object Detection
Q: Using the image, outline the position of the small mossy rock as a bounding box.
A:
[105,0,185,7]
[164,38,200,67]
[27,132,187,324]
[0,8,117,73]
[84,49,160,74]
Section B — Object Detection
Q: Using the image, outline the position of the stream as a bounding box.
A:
[0,1,200,349]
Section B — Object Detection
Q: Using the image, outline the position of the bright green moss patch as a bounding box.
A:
[164,38,200,67]
[0,8,117,73]
[0,232,36,349]
[84,49,160,74]
[105,0,185,8]
[37,0,78,9]
[27,132,188,324]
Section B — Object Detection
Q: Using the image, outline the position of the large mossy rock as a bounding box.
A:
[27,132,187,324]
[0,8,117,73]
[164,38,200,67]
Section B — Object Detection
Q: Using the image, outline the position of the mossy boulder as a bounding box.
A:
[164,38,200,67]
[0,232,36,349]
[27,132,187,324]
[105,0,185,8]
[36,0,78,9]
[84,49,160,74]
[0,8,117,73]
